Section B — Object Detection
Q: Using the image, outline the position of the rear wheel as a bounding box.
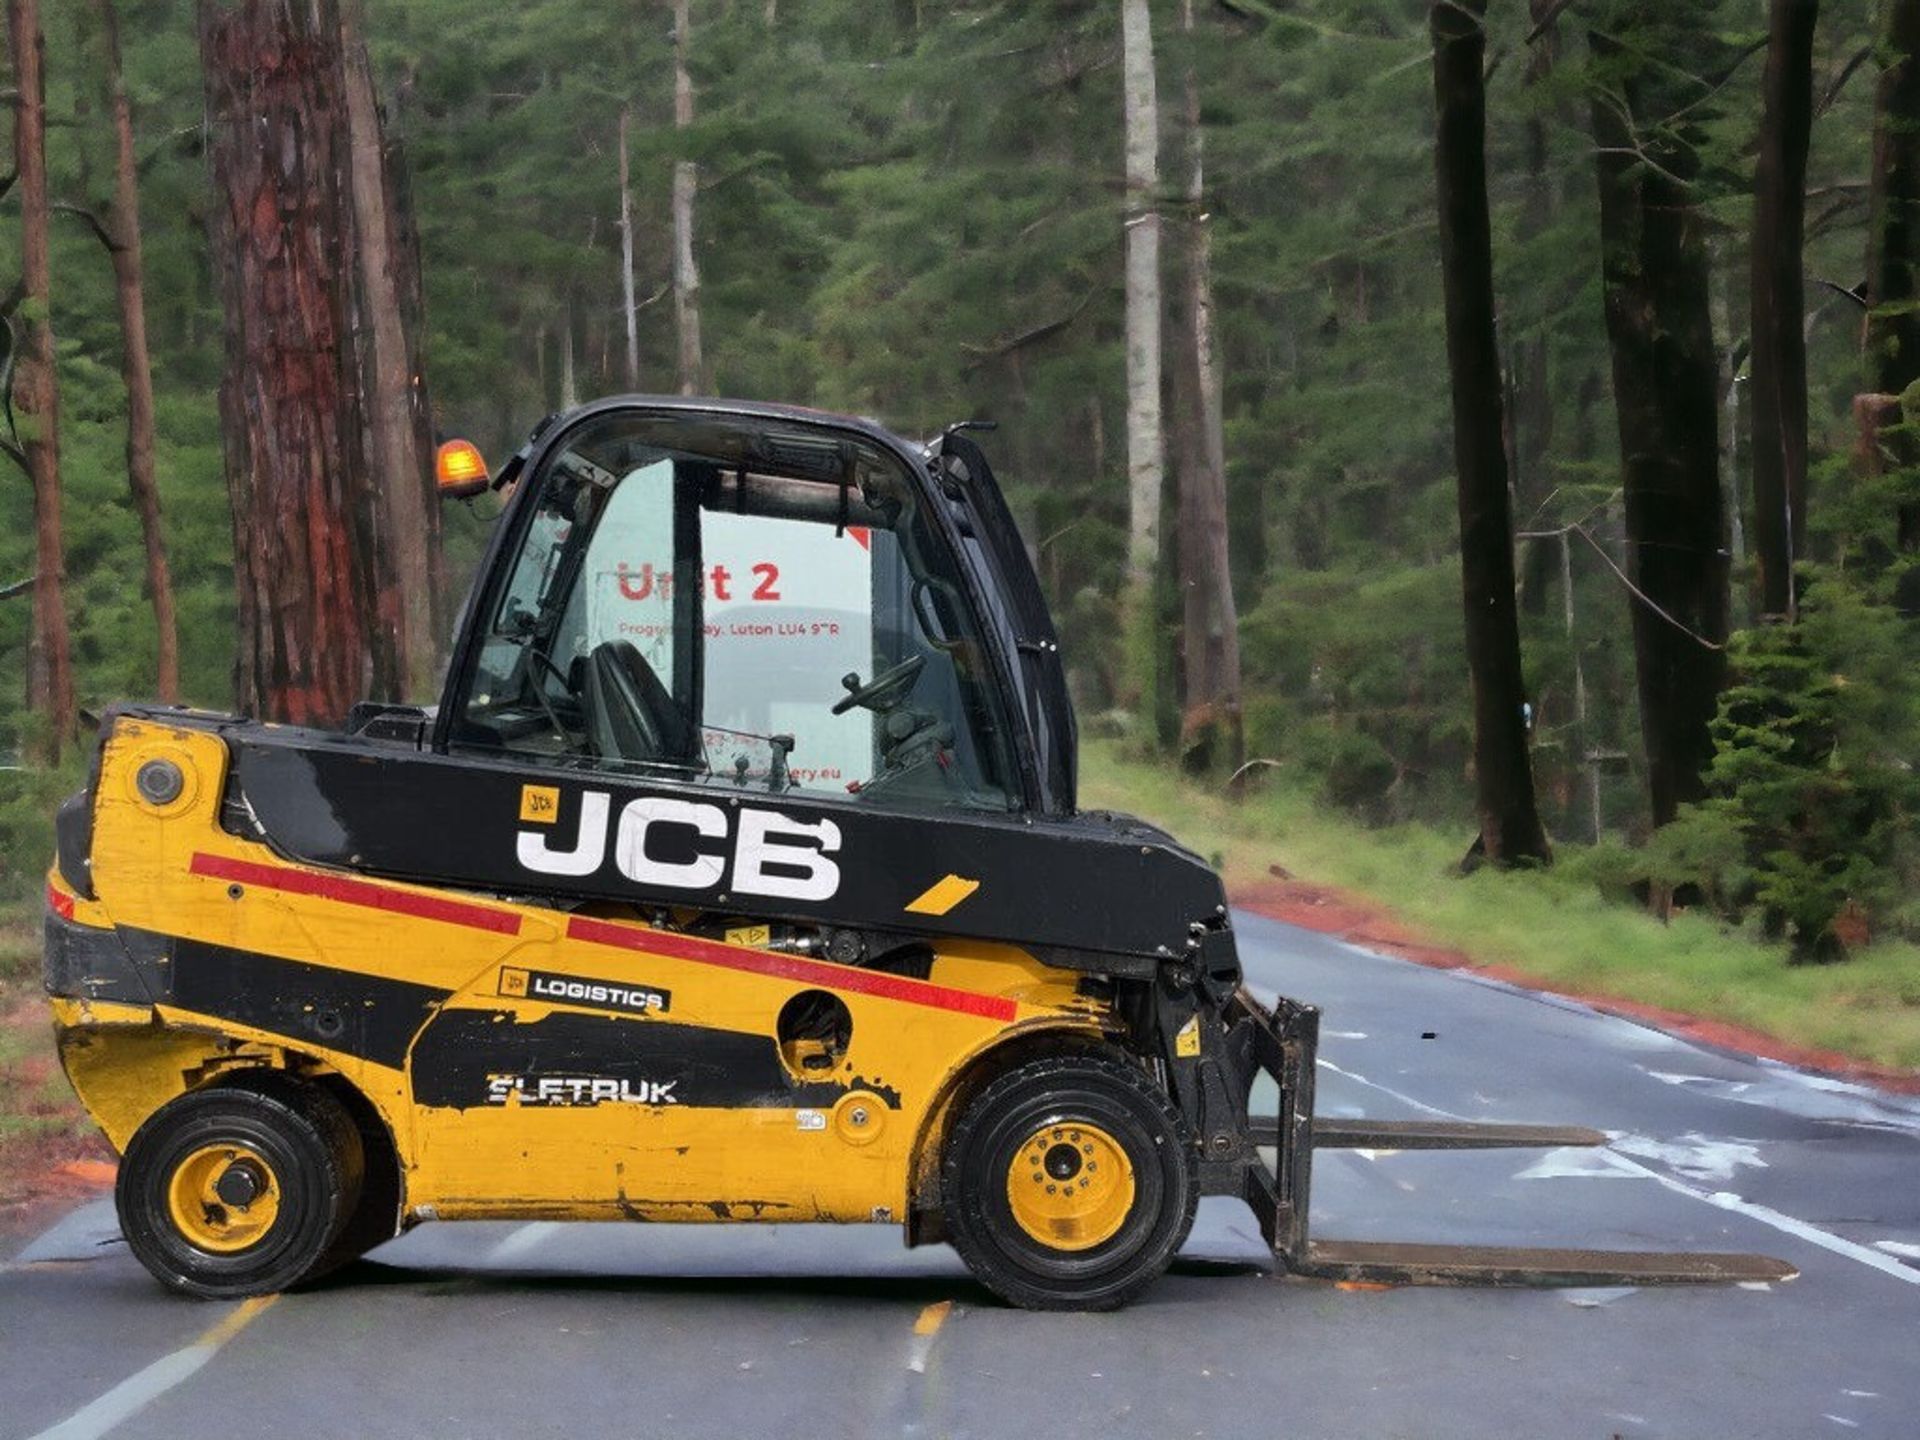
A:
[117,1080,363,1299]
[941,1055,1195,1311]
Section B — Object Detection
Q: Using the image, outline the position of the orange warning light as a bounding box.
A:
[435,439,490,498]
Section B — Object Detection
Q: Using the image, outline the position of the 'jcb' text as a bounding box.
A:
[515,791,841,902]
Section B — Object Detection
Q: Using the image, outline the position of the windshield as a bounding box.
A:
[447,410,1021,812]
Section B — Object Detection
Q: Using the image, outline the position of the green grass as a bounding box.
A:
[1081,743,1920,1074]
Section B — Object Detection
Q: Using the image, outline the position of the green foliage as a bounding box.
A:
[1084,741,1920,1072]
[0,0,1911,1004]
[0,756,83,904]
[1653,578,1920,956]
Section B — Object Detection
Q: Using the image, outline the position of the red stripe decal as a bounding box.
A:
[190,853,522,936]
[47,882,76,921]
[567,915,1019,1022]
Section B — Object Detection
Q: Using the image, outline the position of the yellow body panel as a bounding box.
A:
[54,719,1114,1230]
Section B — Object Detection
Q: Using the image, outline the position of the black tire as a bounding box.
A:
[304,1093,402,1283]
[116,1079,363,1299]
[941,1055,1196,1311]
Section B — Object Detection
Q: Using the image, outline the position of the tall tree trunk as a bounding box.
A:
[1514,0,1562,615]
[1171,0,1241,773]
[619,106,640,391]
[199,0,376,727]
[1590,31,1731,829]
[7,0,76,757]
[1119,0,1163,711]
[379,65,446,644]
[95,0,180,704]
[341,0,442,701]
[1433,0,1553,866]
[1867,0,1920,553]
[1749,0,1817,622]
[672,0,706,395]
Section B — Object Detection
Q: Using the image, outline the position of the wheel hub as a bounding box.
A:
[166,1143,281,1254]
[1005,1122,1136,1252]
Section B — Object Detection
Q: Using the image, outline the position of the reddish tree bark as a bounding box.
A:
[97,0,181,702]
[341,0,443,701]
[199,0,376,726]
[1433,0,1552,865]
[7,0,77,757]
[1749,0,1818,621]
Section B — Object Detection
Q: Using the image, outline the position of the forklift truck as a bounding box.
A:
[42,398,1793,1309]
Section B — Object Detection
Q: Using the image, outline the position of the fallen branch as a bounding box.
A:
[1226,757,1284,798]
[960,286,1100,371]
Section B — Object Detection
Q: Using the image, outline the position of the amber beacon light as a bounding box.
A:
[435,438,490,498]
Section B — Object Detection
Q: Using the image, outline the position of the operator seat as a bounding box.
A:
[582,640,698,765]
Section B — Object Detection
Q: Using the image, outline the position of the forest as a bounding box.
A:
[2,0,1918,976]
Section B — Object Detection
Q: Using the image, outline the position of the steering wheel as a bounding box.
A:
[831,654,927,715]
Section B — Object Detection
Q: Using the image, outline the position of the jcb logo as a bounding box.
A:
[516,790,841,902]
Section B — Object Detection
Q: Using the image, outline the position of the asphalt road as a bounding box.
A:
[4,910,1918,1440]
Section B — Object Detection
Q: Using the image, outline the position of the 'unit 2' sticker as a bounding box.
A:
[499,965,671,1017]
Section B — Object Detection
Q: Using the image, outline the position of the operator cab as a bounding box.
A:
[442,406,1027,813]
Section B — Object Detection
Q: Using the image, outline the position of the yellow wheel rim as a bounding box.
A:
[165,1143,281,1254]
[1004,1121,1136,1252]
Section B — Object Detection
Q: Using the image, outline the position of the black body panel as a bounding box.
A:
[44,909,154,1006]
[408,1008,900,1112]
[214,719,1225,971]
[125,929,449,1069]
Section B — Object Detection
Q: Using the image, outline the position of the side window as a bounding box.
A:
[452,454,696,770]
[558,459,678,684]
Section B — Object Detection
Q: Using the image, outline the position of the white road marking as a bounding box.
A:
[486,1221,563,1264]
[1610,1133,1766,1184]
[1596,1149,1920,1287]
[1314,1059,1455,1118]
[1514,1148,1637,1182]
[1872,1240,1920,1260]
[905,1300,951,1374]
[1325,1058,1920,1288]
[27,1295,275,1440]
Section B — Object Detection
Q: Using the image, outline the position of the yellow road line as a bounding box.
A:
[912,1299,952,1336]
[30,1294,278,1440]
[906,1299,953,1375]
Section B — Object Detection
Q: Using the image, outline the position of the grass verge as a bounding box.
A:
[1081,743,1920,1076]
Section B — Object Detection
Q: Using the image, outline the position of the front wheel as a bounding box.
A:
[941,1055,1196,1311]
[116,1080,363,1299]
